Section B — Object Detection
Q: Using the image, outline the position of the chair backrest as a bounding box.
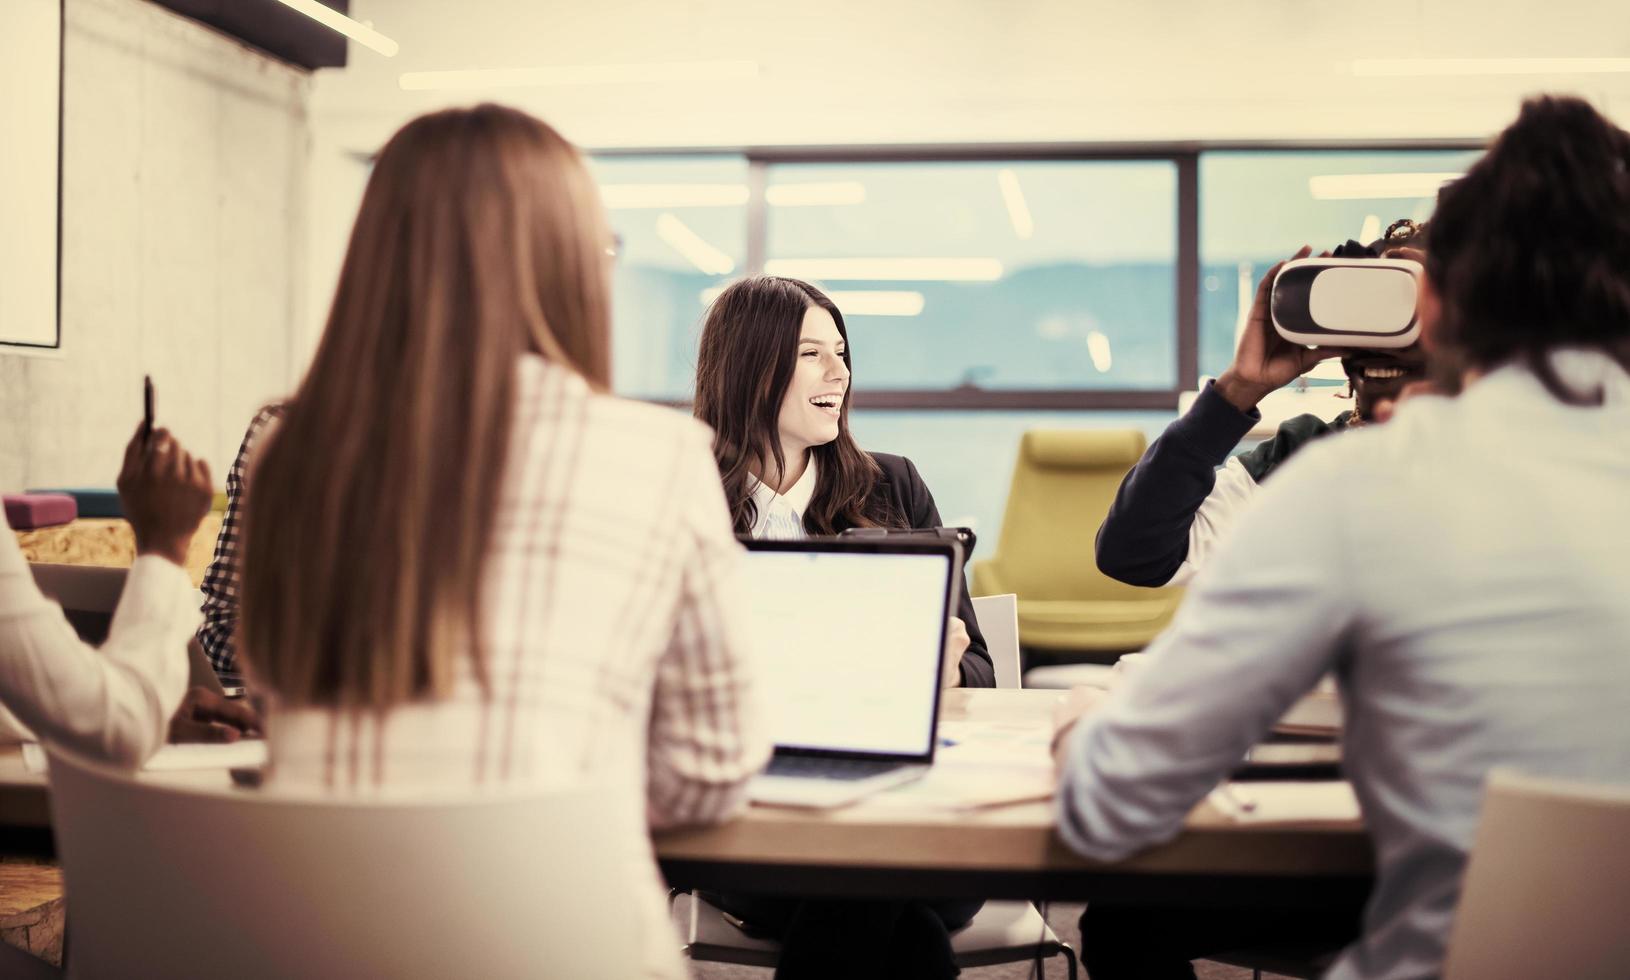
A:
[46,745,641,980]
[987,429,1164,602]
[29,562,126,643]
[970,593,1020,690]
[1444,769,1630,980]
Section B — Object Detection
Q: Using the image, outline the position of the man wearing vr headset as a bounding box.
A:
[1095,220,1427,589]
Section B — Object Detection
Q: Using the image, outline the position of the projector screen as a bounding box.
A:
[0,0,62,349]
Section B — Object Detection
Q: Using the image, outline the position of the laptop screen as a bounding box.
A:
[740,545,952,759]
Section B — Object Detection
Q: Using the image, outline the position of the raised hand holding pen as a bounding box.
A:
[117,422,213,569]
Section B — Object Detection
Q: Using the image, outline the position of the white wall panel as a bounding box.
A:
[0,0,310,493]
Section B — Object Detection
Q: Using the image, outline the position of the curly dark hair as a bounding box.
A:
[1426,95,1630,404]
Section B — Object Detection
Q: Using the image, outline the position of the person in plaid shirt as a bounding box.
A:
[195,404,283,687]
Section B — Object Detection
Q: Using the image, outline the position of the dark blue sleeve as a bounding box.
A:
[1094,382,1257,587]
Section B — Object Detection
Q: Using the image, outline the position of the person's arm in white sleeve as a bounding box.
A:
[1057,439,1358,861]
[0,525,197,767]
[0,425,214,767]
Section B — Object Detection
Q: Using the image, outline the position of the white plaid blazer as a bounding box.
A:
[260,355,768,978]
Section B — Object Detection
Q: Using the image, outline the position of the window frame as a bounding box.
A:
[592,139,1483,411]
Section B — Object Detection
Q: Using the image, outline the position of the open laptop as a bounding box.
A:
[740,537,961,809]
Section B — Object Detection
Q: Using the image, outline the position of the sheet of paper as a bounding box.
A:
[869,762,1055,811]
[142,741,267,771]
[1207,780,1360,824]
[935,719,1053,767]
[21,739,267,773]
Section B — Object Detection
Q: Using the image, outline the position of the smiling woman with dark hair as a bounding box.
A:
[694,275,994,689]
[1055,95,1630,980]
[692,275,991,980]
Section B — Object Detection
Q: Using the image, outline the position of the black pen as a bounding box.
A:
[142,375,154,445]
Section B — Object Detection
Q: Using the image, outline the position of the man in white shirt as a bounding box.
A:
[1,425,218,765]
[1055,95,1630,980]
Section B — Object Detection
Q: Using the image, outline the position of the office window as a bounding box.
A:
[765,161,1178,395]
[1198,150,1483,381]
[589,155,748,400]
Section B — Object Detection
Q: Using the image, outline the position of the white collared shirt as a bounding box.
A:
[747,456,818,540]
[0,517,196,765]
[1058,349,1630,980]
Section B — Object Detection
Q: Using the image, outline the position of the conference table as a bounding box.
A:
[656,689,1373,908]
[0,690,1373,912]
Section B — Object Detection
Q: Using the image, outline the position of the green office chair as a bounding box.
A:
[971,429,1182,654]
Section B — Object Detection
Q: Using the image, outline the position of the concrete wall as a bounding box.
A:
[0,0,309,494]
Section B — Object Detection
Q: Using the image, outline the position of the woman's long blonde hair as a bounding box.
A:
[240,104,612,709]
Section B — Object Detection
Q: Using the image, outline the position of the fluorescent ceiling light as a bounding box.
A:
[826,290,925,317]
[271,0,397,57]
[1308,173,1460,200]
[1353,57,1630,77]
[763,258,1004,282]
[600,181,864,210]
[1086,331,1113,373]
[602,184,749,209]
[764,182,867,207]
[657,214,734,276]
[700,288,924,317]
[1359,214,1382,244]
[400,59,759,92]
[996,169,1034,240]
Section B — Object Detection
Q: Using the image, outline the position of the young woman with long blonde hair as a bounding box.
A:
[239,104,767,978]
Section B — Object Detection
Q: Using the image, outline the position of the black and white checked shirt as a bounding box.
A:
[195,403,283,686]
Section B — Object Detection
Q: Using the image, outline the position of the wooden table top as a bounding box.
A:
[1,689,1372,904]
[654,689,1373,901]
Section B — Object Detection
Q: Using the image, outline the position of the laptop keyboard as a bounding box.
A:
[764,756,907,781]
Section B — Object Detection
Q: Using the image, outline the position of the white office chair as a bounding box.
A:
[683,592,1078,978]
[1444,768,1630,980]
[970,593,1021,690]
[45,745,642,980]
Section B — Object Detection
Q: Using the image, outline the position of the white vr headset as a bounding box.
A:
[1271,258,1424,348]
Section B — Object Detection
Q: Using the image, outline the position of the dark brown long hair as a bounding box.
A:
[694,276,900,535]
[240,104,613,709]
[1427,95,1630,403]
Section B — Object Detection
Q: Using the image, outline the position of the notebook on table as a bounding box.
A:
[740,536,961,809]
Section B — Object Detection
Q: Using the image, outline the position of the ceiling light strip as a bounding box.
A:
[400,60,759,92]
[271,0,398,57]
[996,169,1034,240]
[699,288,924,317]
[764,182,868,207]
[763,258,1004,282]
[601,184,749,209]
[657,214,735,276]
[1353,57,1630,77]
[1308,172,1461,200]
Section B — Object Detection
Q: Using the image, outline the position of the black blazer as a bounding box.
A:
[830,453,995,689]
